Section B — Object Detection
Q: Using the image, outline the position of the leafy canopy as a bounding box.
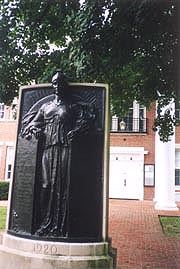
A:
[0,0,179,140]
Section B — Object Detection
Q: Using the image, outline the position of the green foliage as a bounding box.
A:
[0,181,9,200]
[160,216,180,238]
[0,207,7,230]
[153,97,178,142]
[0,0,179,140]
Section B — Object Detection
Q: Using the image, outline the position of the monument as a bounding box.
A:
[0,71,115,268]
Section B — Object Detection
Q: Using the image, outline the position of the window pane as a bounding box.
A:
[175,169,180,185]
[0,103,5,119]
[144,165,155,186]
[8,164,12,171]
[175,109,180,120]
[175,150,180,168]
[0,112,4,118]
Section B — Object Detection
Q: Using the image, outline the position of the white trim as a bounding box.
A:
[110,146,146,155]
[175,192,180,202]
[110,132,147,136]
[1,119,16,122]
[5,146,15,181]
[0,142,15,146]
[102,84,109,242]
[176,144,180,149]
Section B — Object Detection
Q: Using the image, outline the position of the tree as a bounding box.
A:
[0,0,179,140]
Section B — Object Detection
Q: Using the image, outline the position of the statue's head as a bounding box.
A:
[52,71,68,96]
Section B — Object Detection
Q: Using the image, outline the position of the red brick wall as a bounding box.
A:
[0,106,17,181]
[176,126,180,144]
[144,187,154,201]
[0,121,17,142]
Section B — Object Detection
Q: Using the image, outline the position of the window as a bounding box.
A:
[10,97,18,120]
[125,101,146,132]
[0,103,5,119]
[175,109,180,120]
[5,146,14,180]
[111,101,147,132]
[175,149,180,186]
[144,164,155,186]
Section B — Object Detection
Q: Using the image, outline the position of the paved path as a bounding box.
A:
[109,199,180,269]
[0,200,8,206]
[1,199,180,268]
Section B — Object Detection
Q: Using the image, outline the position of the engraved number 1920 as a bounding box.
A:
[34,243,57,255]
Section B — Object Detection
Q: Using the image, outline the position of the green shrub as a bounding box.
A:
[0,181,9,200]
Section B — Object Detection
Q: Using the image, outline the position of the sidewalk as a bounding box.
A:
[1,199,180,268]
[0,200,8,206]
[109,199,180,269]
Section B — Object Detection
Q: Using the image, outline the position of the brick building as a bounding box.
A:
[109,100,180,209]
[0,104,17,182]
[0,101,179,207]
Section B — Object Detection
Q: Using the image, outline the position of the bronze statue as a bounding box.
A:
[21,71,96,237]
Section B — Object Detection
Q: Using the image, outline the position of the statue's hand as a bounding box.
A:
[67,130,75,142]
[21,125,42,140]
[21,127,32,140]
[32,127,42,139]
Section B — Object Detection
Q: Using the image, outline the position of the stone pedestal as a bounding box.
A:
[0,233,113,269]
[1,81,116,268]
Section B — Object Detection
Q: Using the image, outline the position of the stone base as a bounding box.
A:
[154,202,179,211]
[0,234,114,269]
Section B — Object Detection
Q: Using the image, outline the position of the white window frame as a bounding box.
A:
[10,97,18,120]
[133,101,146,132]
[5,146,15,181]
[0,103,5,120]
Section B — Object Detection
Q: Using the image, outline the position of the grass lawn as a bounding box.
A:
[0,206,7,230]
[160,216,180,238]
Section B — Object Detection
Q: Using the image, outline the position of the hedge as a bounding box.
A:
[0,181,9,200]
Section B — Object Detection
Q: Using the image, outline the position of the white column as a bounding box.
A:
[133,100,139,131]
[111,115,118,131]
[154,101,178,211]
